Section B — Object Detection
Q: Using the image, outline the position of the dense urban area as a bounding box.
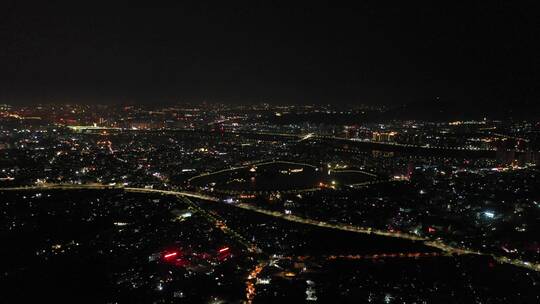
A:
[1,103,539,303]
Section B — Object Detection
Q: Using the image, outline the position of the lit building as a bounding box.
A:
[372,131,397,142]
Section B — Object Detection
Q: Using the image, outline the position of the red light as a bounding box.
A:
[164,252,178,259]
[218,247,230,253]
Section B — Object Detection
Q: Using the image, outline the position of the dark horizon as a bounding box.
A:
[2,1,540,108]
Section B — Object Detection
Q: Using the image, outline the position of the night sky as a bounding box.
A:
[1,1,539,107]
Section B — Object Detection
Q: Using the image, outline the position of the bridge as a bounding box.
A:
[75,128,504,157]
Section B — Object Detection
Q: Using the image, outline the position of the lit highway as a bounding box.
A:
[177,195,262,254]
[187,159,318,184]
[220,130,498,153]
[187,159,380,195]
[1,183,539,273]
[199,129,496,152]
[98,127,501,154]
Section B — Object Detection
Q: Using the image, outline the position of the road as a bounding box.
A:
[178,195,262,254]
[0,183,255,253]
[187,160,318,184]
[187,159,380,195]
[1,183,539,273]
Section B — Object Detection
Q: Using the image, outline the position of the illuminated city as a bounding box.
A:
[2,2,540,303]
[1,102,539,302]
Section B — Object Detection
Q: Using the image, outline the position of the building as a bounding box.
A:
[372,131,397,142]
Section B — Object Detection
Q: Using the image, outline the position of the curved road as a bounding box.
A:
[1,183,538,273]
